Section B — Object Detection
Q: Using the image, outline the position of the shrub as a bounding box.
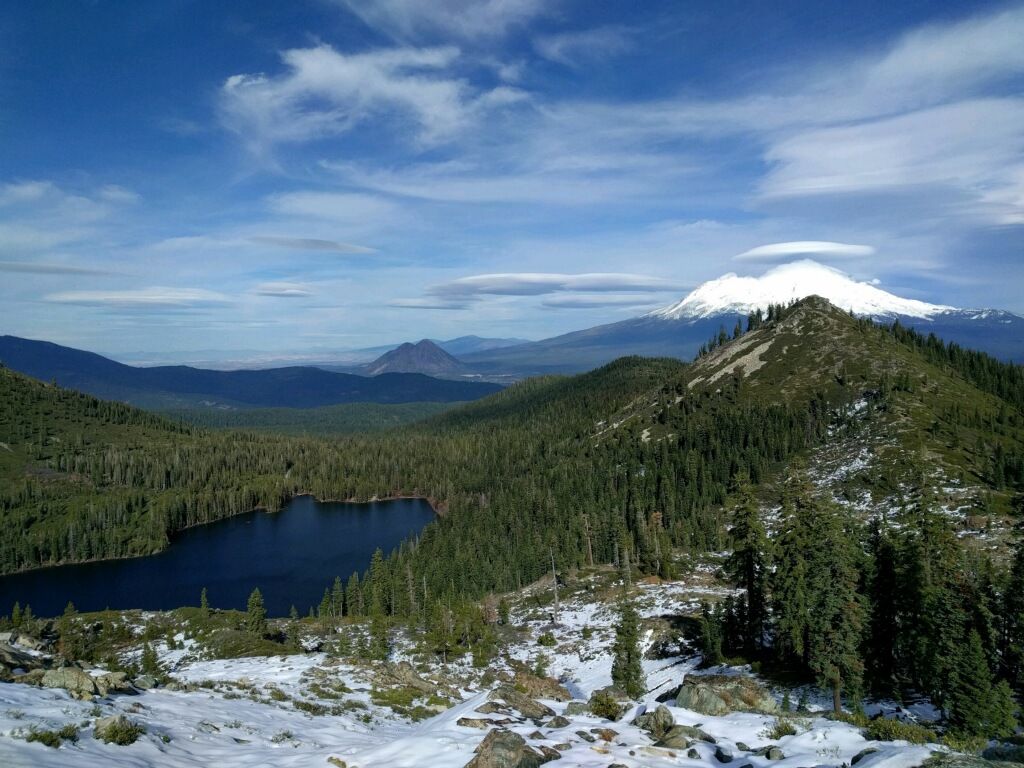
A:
[98,719,146,746]
[25,728,62,748]
[589,690,623,721]
[865,718,937,745]
[766,718,798,739]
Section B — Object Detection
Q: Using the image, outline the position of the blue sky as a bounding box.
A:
[2,0,1023,362]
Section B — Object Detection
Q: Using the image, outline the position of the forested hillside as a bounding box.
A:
[1,297,1022,627]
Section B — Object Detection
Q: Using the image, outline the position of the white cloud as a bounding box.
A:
[0,260,116,276]
[389,297,470,310]
[734,241,876,262]
[253,281,314,298]
[534,26,633,68]
[429,272,681,299]
[267,191,399,224]
[220,44,526,152]
[334,0,548,41]
[44,287,230,308]
[248,236,377,254]
[540,294,666,309]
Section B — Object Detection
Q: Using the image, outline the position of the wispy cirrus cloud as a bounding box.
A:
[533,26,633,68]
[248,236,376,254]
[735,241,876,262]
[334,0,549,41]
[220,44,527,153]
[252,281,314,298]
[44,287,230,308]
[540,294,667,309]
[429,272,682,300]
[0,260,118,276]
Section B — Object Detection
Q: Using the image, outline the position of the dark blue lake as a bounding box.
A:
[0,496,435,617]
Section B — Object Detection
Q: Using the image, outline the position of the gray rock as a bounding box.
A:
[736,742,750,751]
[715,745,735,763]
[41,666,98,699]
[0,643,41,672]
[668,724,717,744]
[632,703,675,740]
[852,748,879,765]
[563,701,589,716]
[766,747,785,761]
[675,675,778,716]
[459,718,494,730]
[688,748,701,759]
[134,674,158,690]
[982,745,1024,764]
[378,661,436,694]
[545,715,570,728]
[488,686,555,720]
[655,725,693,749]
[95,671,132,696]
[576,730,596,743]
[465,728,553,768]
[477,701,511,715]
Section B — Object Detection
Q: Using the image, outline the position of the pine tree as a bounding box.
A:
[725,475,769,656]
[1003,521,1024,696]
[10,601,21,628]
[699,601,724,666]
[141,642,161,677]
[947,630,1018,738]
[369,611,390,661]
[246,587,267,636]
[806,503,866,712]
[331,576,344,618]
[611,598,645,699]
[199,587,209,618]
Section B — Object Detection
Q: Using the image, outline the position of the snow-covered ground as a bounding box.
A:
[0,575,947,768]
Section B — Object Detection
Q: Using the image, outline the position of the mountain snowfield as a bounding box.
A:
[0,573,946,768]
[649,261,955,321]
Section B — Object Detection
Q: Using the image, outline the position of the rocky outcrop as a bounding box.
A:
[41,666,98,699]
[376,661,436,694]
[465,729,553,768]
[674,675,777,716]
[488,686,555,720]
[512,671,571,702]
[632,704,675,740]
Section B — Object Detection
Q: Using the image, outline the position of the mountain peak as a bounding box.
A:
[649,260,955,321]
[365,338,467,377]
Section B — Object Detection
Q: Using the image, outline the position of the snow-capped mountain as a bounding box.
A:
[649,260,954,320]
[461,261,1024,374]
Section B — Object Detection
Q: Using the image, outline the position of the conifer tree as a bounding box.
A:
[246,587,267,637]
[10,601,20,628]
[141,642,161,677]
[331,576,345,618]
[1003,521,1024,695]
[611,598,645,699]
[199,587,209,618]
[725,475,769,655]
[947,630,1018,739]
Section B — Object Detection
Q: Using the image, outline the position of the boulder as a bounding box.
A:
[41,666,98,699]
[575,730,596,743]
[459,718,495,729]
[687,748,701,759]
[674,675,777,716]
[982,745,1024,764]
[95,671,133,697]
[851,748,878,765]
[666,724,717,744]
[632,704,675,740]
[134,674,158,690]
[477,701,511,715]
[736,742,750,751]
[655,725,694,749]
[591,727,618,742]
[488,686,555,720]
[513,671,571,702]
[377,661,436,694]
[715,745,735,763]
[545,715,570,728]
[465,729,553,768]
[563,701,589,716]
[0,643,41,672]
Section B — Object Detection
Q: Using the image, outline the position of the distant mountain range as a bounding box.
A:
[0,336,502,410]
[364,339,467,376]
[458,261,1024,374]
